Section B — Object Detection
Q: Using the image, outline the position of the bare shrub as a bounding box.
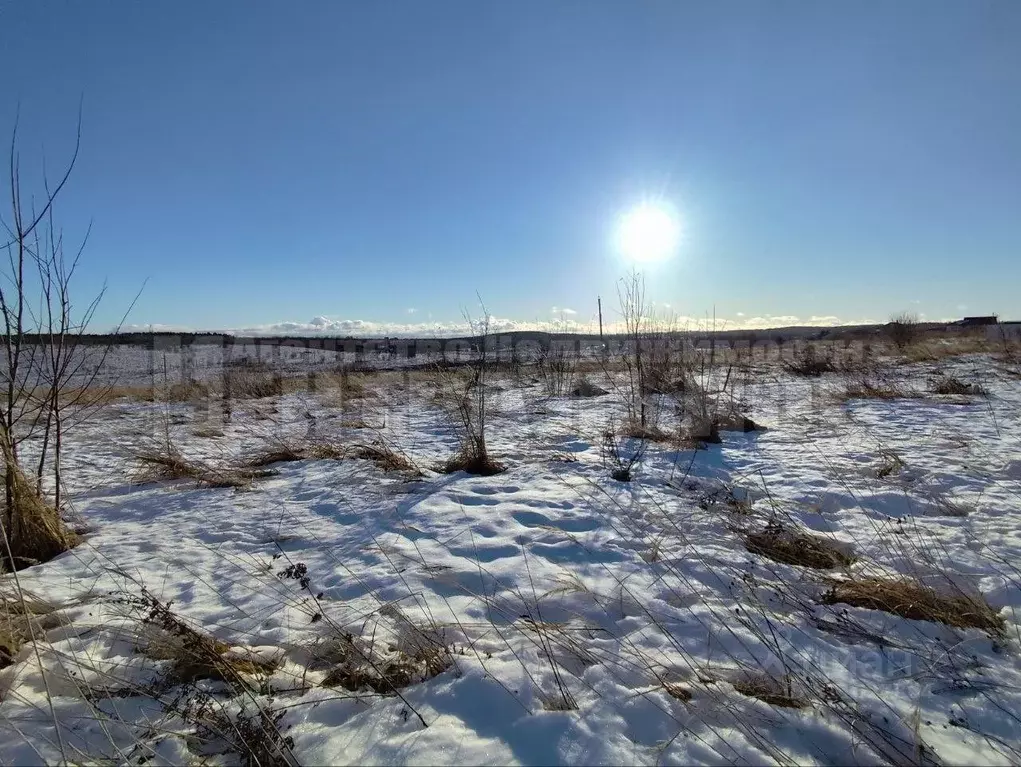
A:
[784,344,837,377]
[745,521,855,570]
[438,298,504,475]
[928,373,987,396]
[601,423,646,481]
[535,343,576,397]
[885,312,920,350]
[1,113,124,565]
[821,577,1004,634]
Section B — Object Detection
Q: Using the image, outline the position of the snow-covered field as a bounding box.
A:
[2,348,1020,766]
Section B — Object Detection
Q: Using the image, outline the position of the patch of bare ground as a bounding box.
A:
[821,577,1004,634]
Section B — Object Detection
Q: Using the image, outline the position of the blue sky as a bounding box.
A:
[2,1,1018,334]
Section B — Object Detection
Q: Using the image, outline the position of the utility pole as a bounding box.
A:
[597,296,604,343]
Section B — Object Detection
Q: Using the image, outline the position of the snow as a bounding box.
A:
[2,349,1020,765]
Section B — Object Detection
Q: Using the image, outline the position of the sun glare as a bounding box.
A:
[615,202,680,264]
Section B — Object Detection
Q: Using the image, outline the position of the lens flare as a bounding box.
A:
[615,202,680,263]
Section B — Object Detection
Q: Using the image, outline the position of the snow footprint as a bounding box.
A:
[511,509,600,534]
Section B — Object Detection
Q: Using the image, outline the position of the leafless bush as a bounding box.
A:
[885,312,920,350]
[784,344,837,377]
[438,298,504,475]
[601,421,646,481]
[534,343,576,397]
[1,113,134,567]
[928,373,987,396]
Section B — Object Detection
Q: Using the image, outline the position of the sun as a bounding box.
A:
[615,202,680,264]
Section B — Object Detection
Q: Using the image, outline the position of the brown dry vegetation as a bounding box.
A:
[732,673,807,709]
[821,577,1004,633]
[1,589,63,668]
[350,441,422,475]
[135,442,275,488]
[746,523,855,570]
[2,462,80,572]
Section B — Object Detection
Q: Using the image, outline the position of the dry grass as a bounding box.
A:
[134,592,279,684]
[875,450,905,479]
[322,642,451,694]
[619,420,672,443]
[570,378,609,397]
[821,577,1004,633]
[441,445,505,477]
[2,461,80,572]
[732,673,807,708]
[928,373,987,396]
[317,622,454,695]
[784,345,838,377]
[745,522,855,570]
[1,589,62,668]
[840,377,923,402]
[135,442,274,488]
[222,366,286,400]
[350,441,422,476]
[242,436,345,469]
[158,380,211,403]
[899,334,993,363]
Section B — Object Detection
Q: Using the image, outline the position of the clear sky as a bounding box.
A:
[2,1,1018,334]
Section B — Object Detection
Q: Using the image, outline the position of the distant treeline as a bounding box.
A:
[4,322,966,350]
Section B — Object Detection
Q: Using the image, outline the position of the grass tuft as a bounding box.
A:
[746,522,855,570]
[2,460,80,572]
[929,374,987,397]
[351,441,422,475]
[821,577,1004,633]
[732,673,807,708]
